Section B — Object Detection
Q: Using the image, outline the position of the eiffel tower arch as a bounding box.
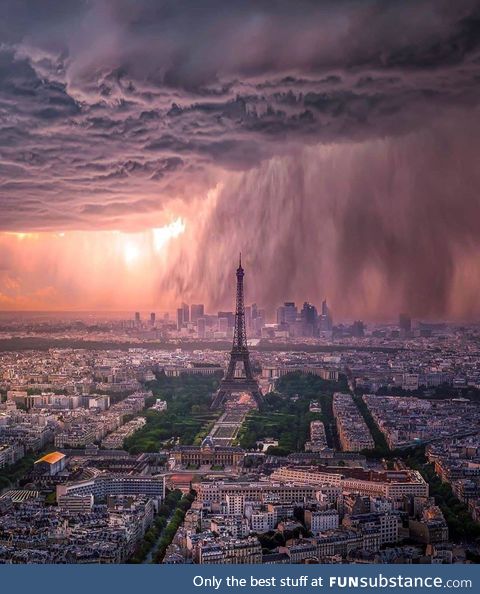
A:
[211,255,263,409]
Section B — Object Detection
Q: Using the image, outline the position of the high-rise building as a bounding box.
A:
[277,302,297,326]
[284,302,297,325]
[218,317,229,333]
[177,308,184,331]
[301,302,317,336]
[351,320,365,338]
[319,299,333,331]
[181,303,190,324]
[134,312,141,326]
[218,311,235,328]
[191,304,205,323]
[399,313,412,336]
[253,315,264,337]
[245,305,252,332]
[150,312,156,327]
[321,299,328,316]
[301,302,317,325]
[197,317,206,338]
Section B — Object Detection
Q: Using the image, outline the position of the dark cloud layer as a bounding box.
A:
[1,0,480,317]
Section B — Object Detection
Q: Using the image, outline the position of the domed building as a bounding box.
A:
[201,435,215,450]
[172,436,244,468]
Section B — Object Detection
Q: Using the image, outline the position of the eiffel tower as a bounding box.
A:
[211,255,263,409]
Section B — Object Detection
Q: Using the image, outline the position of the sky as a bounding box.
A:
[1,0,480,319]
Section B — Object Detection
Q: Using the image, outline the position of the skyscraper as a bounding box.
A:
[176,308,183,331]
[399,313,412,336]
[150,312,156,327]
[217,311,235,329]
[321,299,328,316]
[301,302,317,336]
[319,299,333,331]
[244,305,252,332]
[197,317,206,338]
[218,317,229,333]
[351,320,365,338]
[191,304,205,323]
[181,303,190,324]
[284,302,297,325]
[277,302,297,327]
[134,312,141,326]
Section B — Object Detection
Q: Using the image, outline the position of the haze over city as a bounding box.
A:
[2,0,480,319]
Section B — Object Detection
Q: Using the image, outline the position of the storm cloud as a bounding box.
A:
[1,0,480,318]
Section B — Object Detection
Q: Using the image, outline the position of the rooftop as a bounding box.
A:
[35,451,66,465]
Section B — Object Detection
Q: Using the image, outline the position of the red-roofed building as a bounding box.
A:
[34,451,66,476]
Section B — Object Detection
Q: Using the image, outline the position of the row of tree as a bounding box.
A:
[128,489,184,563]
[405,449,480,542]
[124,373,222,453]
[151,490,196,564]
[237,372,347,455]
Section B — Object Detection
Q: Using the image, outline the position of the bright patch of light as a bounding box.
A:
[123,241,141,266]
[152,217,186,252]
[7,232,38,240]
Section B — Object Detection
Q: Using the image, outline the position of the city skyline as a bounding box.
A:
[1,2,480,318]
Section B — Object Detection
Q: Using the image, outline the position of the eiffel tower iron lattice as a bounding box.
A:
[211,255,263,408]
